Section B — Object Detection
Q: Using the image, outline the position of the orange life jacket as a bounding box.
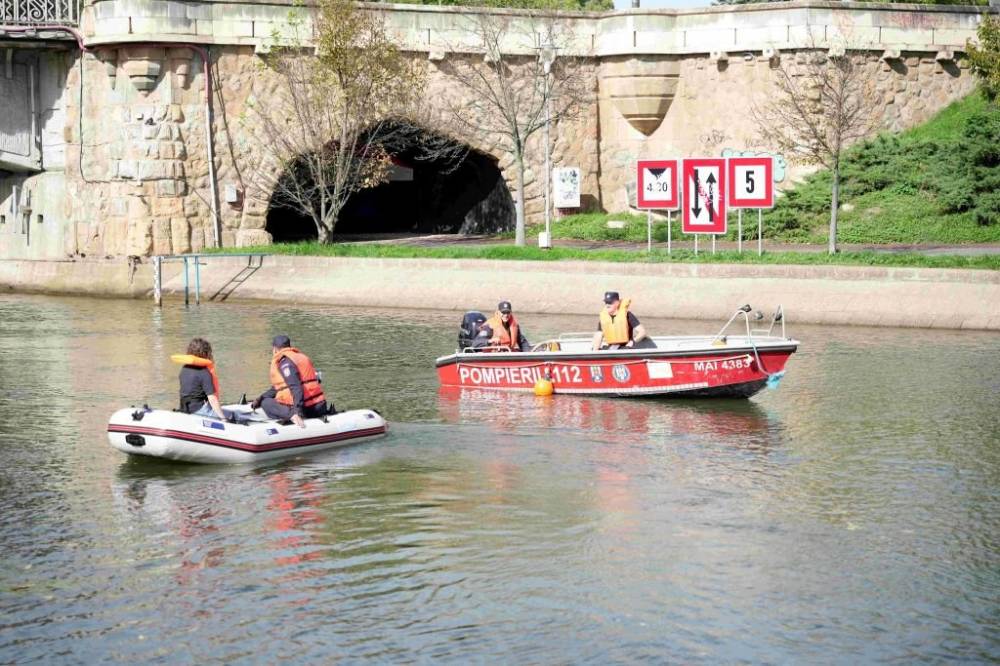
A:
[171,353,221,399]
[269,347,325,408]
[486,311,520,350]
[599,298,632,345]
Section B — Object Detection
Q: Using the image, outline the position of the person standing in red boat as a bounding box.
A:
[251,335,329,427]
[592,291,656,351]
[478,301,531,352]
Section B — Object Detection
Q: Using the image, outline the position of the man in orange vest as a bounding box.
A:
[477,300,530,351]
[591,291,656,350]
[251,334,329,427]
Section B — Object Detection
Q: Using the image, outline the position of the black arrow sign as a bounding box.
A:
[691,170,702,218]
[706,173,716,222]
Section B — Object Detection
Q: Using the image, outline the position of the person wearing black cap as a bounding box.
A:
[477,300,531,352]
[592,291,655,351]
[251,335,329,427]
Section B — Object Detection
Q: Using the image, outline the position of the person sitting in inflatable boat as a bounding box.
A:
[251,335,331,428]
[174,337,227,420]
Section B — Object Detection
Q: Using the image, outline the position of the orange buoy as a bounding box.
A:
[534,377,554,396]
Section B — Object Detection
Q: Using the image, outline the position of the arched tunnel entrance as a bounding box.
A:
[266,132,515,242]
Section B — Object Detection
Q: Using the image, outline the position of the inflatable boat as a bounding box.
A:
[107,404,388,464]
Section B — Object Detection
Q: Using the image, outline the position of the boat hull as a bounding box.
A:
[107,406,388,463]
[435,342,796,399]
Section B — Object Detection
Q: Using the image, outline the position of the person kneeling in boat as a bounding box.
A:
[592,291,657,351]
[251,335,328,428]
[477,300,530,352]
[176,337,227,420]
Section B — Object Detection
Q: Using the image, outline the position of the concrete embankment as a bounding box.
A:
[2,256,999,330]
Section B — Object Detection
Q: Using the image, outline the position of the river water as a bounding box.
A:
[0,293,998,663]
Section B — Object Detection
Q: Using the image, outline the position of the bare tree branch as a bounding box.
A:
[438,12,592,245]
[241,1,465,242]
[752,37,880,254]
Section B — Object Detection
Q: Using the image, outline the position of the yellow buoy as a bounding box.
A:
[533,377,554,396]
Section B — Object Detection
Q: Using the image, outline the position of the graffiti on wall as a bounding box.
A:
[721,149,787,182]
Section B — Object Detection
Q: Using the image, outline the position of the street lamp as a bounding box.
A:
[538,41,557,249]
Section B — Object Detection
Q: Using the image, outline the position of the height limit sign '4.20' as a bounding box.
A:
[636,160,678,210]
[682,158,727,234]
[727,156,774,209]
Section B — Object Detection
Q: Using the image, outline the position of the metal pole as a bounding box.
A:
[203,48,222,249]
[738,209,743,254]
[667,210,672,255]
[647,210,652,253]
[153,255,162,307]
[183,257,189,307]
[712,235,716,254]
[695,235,699,256]
[542,51,553,247]
[758,209,763,256]
[195,258,201,305]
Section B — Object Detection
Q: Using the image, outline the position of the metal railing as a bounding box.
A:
[0,0,80,26]
[153,254,268,307]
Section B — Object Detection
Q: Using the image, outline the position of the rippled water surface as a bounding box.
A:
[1,293,998,662]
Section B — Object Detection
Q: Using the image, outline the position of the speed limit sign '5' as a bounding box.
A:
[636,159,678,210]
[727,157,774,209]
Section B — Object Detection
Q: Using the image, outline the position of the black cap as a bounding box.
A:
[498,301,512,313]
[603,291,620,304]
[272,334,291,348]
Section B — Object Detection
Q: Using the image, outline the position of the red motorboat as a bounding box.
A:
[435,305,798,399]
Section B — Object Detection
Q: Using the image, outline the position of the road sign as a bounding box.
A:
[636,159,678,209]
[682,158,727,234]
[727,157,774,208]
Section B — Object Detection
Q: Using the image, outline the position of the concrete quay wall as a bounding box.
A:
[2,257,998,331]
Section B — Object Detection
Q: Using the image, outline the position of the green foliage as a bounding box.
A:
[967,16,1000,102]
[748,91,1000,242]
[207,242,1000,270]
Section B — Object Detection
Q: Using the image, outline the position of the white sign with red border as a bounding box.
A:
[636,159,679,210]
[727,157,774,209]
[682,158,727,234]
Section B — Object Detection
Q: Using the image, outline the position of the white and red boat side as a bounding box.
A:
[436,335,796,398]
[107,405,388,463]
[438,307,798,399]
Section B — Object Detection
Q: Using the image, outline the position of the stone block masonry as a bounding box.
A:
[1,1,994,261]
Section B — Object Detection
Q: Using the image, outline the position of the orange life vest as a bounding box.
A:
[599,298,632,345]
[269,347,326,408]
[171,353,221,399]
[486,311,520,350]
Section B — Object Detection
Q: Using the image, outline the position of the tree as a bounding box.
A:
[245,0,459,242]
[968,15,1000,103]
[438,13,591,246]
[752,46,880,254]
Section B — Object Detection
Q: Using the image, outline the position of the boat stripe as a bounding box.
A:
[107,424,387,452]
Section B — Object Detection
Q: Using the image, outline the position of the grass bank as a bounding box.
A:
[215,242,1000,270]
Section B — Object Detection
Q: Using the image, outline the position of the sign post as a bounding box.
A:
[682,158,727,255]
[726,156,774,256]
[636,159,679,254]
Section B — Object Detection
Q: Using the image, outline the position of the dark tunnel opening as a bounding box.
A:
[266,135,515,243]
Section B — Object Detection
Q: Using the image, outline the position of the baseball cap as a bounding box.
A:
[498,301,512,313]
[272,334,291,348]
[603,291,620,304]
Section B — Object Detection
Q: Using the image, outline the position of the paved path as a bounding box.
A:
[340,233,1000,256]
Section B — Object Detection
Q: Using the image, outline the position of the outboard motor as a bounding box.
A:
[458,311,487,352]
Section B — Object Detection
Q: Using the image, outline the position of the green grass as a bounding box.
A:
[211,241,1000,270]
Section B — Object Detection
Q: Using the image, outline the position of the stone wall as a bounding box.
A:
[0,0,994,259]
